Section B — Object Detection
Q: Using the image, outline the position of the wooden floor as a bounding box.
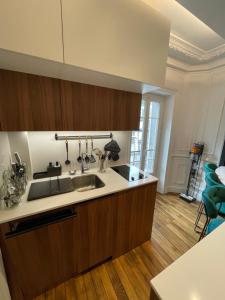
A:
[34,194,202,300]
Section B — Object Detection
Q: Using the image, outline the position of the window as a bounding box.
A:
[129,98,161,174]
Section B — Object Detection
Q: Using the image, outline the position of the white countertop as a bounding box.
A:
[151,222,225,300]
[215,166,225,185]
[0,166,158,224]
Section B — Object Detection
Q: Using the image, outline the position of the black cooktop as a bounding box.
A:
[28,177,74,201]
[111,165,147,182]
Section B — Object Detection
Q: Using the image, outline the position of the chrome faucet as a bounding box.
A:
[99,154,106,173]
[93,148,107,173]
[80,153,89,174]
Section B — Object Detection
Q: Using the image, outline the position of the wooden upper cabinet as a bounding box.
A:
[0,69,141,130]
[112,89,141,130]
[60,80,141,130]
[0,69,62,130]
[0,0,63,62]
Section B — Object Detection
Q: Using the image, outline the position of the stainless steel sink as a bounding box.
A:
[72,174,105,192]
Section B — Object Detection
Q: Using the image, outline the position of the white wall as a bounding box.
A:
[8,132,32,179]
[165,65,225,197]
[0,133,11,185]
[0,133,18,299]
[27,131,130,175]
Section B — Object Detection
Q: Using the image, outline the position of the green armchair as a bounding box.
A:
[200,185,225,240]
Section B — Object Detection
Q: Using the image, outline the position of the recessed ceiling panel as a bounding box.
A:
[177,0,225,40]
[143,0,225,50]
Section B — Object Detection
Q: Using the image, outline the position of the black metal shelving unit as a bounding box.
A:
[180,143,204,202]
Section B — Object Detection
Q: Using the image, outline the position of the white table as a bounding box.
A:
[215,166,225,184]
[150,223,225,300]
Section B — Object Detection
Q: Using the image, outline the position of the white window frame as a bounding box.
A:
[129,94,164,175]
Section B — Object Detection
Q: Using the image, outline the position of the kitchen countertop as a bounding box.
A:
[0,166,158,224]
[215,166,225,185]
[150,222,225,300]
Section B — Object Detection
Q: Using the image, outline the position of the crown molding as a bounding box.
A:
[169,33,225,62]
[167,55,225,73]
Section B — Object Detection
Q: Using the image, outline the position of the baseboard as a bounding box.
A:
[166,186,185,194]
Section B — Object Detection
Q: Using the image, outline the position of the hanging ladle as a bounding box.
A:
[65,139,71,165]
[89,137,96,163]
[77,138,82,163]
[85,137,90,164]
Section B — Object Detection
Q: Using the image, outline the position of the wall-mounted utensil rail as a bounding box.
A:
[55,133,113,141]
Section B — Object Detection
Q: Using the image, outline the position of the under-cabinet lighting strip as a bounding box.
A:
[55,133,113,141]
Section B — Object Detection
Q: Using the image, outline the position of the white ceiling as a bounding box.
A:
[177,0,225,40]
[141,0,225,65]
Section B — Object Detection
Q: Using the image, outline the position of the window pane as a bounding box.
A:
[149,101,160,118]
[145,159,154,173]
[134,161,141,169]
[140,100,145,118]
[130,99,160,175]
[147,118,159,150]
[129,100,145,167]
[146,150,155,160]
[144,101,160,174]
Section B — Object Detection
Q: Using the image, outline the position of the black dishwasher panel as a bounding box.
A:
[6,207,76,237]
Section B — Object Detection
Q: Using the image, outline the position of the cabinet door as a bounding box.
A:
[0,69,62,130]
[0,0,63,62]
[60,80,113,130]
[60,79,141,130]
[1,212,78,300]
[77,195,113,272]
[112,89,141,130]
[113,183,157,258]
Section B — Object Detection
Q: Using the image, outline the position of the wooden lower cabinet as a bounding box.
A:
[0,206,78,300]
[77,195,114,272]
[113,182,157,258]
[0,183,157,299]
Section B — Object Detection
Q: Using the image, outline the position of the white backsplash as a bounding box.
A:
[27,131,130,175]
[8,132,32,178]
[0,133,11,184]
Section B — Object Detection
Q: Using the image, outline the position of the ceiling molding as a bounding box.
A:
[169,33,225,62]
[167,56,225,73]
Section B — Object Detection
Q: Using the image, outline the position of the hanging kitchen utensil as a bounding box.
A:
[65,140,71,165]
[89,137,96,163]
[85,137,90,164]
[104,140,120,153]
[104,139,120,161]
[93,148,102,158]
[111,153,119,161]
[77,138,82,163]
